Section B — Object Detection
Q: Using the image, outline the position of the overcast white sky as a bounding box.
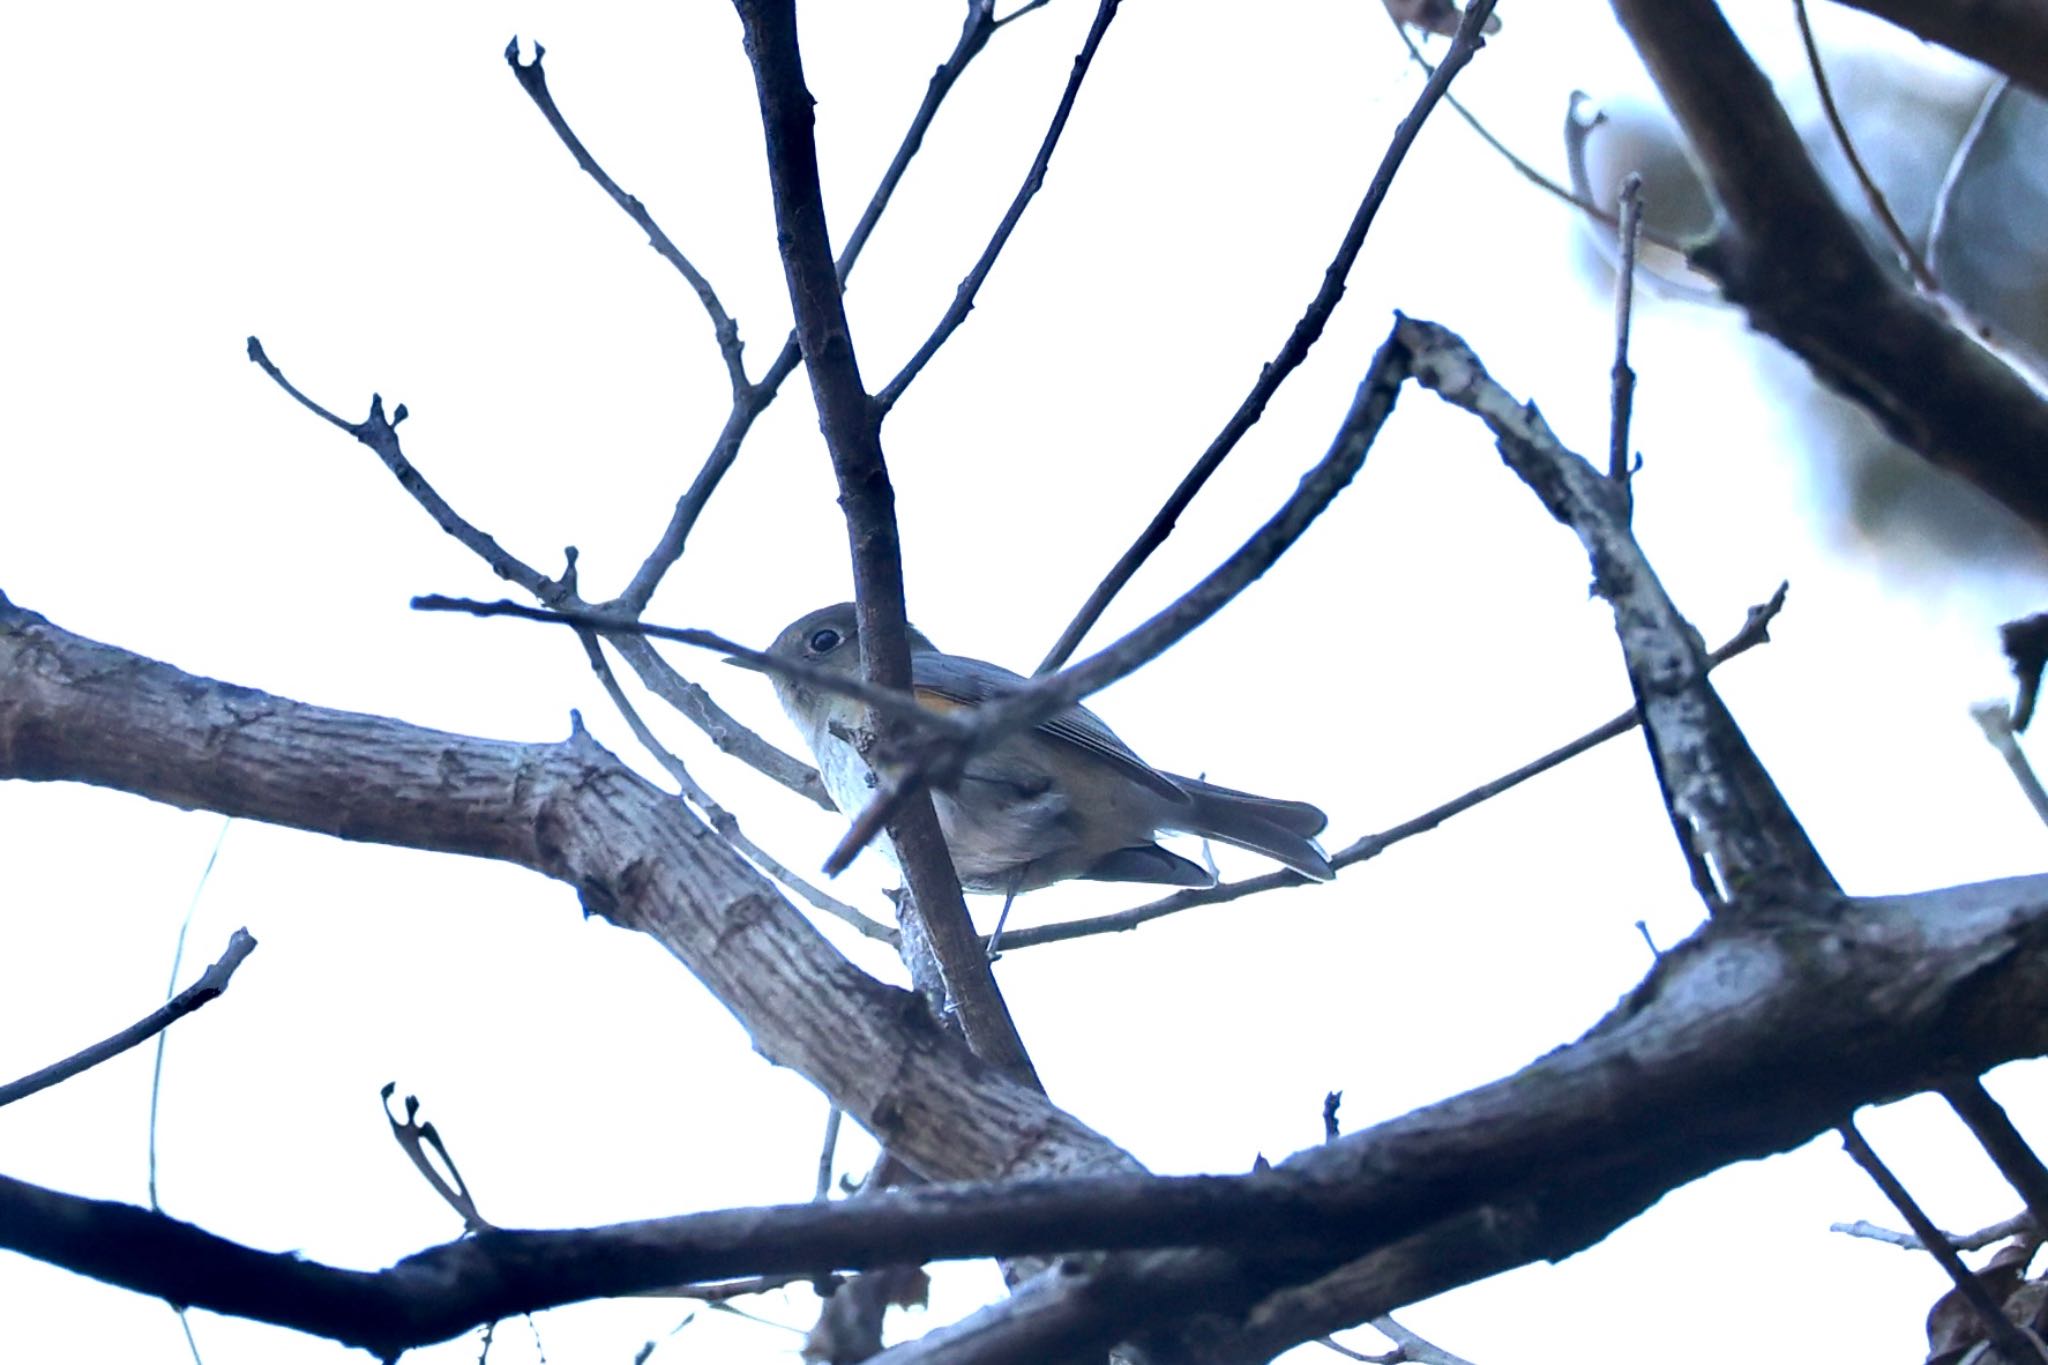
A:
[5,2,2047,1362]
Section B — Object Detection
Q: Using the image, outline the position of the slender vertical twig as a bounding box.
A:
[1608,173,1643,517]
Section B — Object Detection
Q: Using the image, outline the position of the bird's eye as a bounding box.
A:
[808,627,843,653]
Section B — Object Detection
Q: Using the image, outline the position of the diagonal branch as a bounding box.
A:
[505,38,748,394]
[997,584,1788,950]
[615,0,1038,613]
[1036,0,1496,674]
[0,929,257,1108]
[1395,315,1835,909]
[829,325,1408,882]
[875,0,1122,414]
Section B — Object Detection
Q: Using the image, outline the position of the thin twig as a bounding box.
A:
[0,928,256,1109]
[993,585,1787,949]
[1367,1316,1482,1365]
[1973,701,2048,829]
[577,631,895,942]
[412,595,955,733]
[816,1106,845,1202]
[381,1086,491,1233]
[1841,1117,2048,1363]
[148,820,231,1208]
[876,0,1122,413]
[247,339,557,599]
[1790,0,1940,293]
[1386,17,1690,257]
[1035,0,1498,675]
[505,38,745,392]
[1833,1212,2037,1252]
[1608,172,1644,516]
[616,1,1035,612]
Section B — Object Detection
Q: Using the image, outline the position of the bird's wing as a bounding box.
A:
[910,652,1188,805]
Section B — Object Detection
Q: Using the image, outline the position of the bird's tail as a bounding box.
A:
[1164,774,1334,881]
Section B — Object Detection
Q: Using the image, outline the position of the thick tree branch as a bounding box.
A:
[0,592,1118,1187]
[1610,0,2048,543]
[1395,315,1834,908]
[12,870,2048,1356]
[1834,0,2048,101]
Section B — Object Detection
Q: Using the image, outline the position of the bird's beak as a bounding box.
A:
[724,653,766,672]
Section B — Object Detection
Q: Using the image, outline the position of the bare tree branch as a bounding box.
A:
[1833,1212,2036,1252]
[10,869,2048,1358]
[997,583,1788,950]
[1789,0,1938,292]
[575,630,894,941]
[1841,1118,2048,1363]
[1942,1078,2048,1233]
[1610,0,2048,542]
[0,591,1126,1188]
[1397,315,1835,909]
[1036,0,1497,675]
[875,0,1122,414]
[1608,172,1643,512]
[614,0,1050,613]
[246,339,557,598]
[1833,0,2048,101]
[505,37,748,394]
[1973,699,2048,828]
[0,929,256,1109]
[734,0,1037,1089]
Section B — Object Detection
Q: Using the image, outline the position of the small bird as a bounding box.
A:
[735,603,1333,897]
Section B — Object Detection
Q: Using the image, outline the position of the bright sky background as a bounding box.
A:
[5,3,2047,1362]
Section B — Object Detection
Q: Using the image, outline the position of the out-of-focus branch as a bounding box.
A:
[1833,0,2048,101]
[1841,1118,2048,1363]
[1789,0,1937,292]
[1610,0,2048,542]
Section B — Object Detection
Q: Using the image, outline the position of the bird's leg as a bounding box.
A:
[985,868,1025,961]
